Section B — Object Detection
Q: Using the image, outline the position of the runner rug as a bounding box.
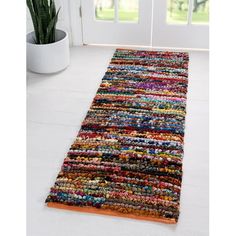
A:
[46,49,189,224]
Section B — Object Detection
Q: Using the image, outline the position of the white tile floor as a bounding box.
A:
[27,46,209,236]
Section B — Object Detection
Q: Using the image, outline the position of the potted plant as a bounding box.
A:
[26,0,70,74]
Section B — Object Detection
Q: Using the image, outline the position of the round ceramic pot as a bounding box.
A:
[27,29,70,74]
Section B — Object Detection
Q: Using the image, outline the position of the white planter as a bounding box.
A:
[27,29,70,74]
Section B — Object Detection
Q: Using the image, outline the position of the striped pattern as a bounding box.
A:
[46,49,189,223]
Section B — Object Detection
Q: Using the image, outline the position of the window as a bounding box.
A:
[94,0,139,22]
[192,0,209,24]
[167,0,189,24]
[167,0,209,24]
[95,0,115,21]
[118,0,139,22]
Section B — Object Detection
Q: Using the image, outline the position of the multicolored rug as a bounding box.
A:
[46,49,189,224]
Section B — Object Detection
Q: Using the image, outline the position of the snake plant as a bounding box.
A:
[27,0,60,44]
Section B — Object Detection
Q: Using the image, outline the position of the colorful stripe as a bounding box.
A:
[46,49,189,223]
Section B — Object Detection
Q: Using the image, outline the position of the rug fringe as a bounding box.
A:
[47,202,177,224]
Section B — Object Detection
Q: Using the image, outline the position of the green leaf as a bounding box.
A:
[50,0,56,18]
[26,0,39,43]
[36,14,45,44]
[45,7,60,43]
[39,2,50,36]
[27,0,59,44]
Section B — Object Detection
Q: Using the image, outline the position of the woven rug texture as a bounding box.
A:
[46,49,189,224]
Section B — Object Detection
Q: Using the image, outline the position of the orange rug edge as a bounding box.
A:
[46,202,177,224]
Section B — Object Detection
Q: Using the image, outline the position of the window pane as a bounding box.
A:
[95,0,115,21]
[118,0,139,22]
[167,0,189,24]
[192,0,209,24]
